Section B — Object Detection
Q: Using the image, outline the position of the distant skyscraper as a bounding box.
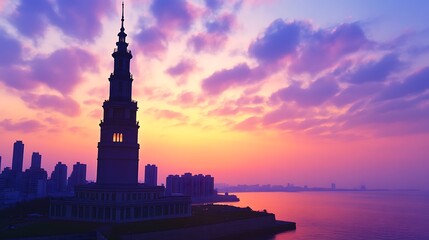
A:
[31,152,42,169]
[144,164,157,186]
[67,162,87,192]
[166,174,181,195]
[12,141,24,172]
[48,162,67,195]
[23,153,47,199]
[0,155,2,172]
[166,173,215,197]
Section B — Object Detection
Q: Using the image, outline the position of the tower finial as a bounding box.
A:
[121,1,125,31]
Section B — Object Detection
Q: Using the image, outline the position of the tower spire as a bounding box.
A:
[121,2,124,32]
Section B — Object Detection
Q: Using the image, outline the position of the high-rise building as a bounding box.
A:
[31,152,42,170]
[166,174,181,195]
[166,173,215,197]
[49,3,190,222]
[67,162,87,192]
[12,141,24,172]
[0,155,2,172]
[48,162,67,195]
[144,164,157,186]
[23,153,47,199]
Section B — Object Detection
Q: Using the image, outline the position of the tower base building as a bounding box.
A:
[50,184,190,222]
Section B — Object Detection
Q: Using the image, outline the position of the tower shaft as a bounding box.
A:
[96,5,139,185]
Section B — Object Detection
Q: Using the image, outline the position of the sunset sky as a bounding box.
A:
[0,0,428,189]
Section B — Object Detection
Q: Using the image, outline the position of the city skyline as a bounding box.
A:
[0,0,429,189]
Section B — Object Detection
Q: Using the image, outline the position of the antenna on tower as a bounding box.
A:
[121,1,125,30]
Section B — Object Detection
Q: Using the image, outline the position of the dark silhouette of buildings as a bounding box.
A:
[49,4,191,222]
[144,164,157,187]
[0,140,91,205]
[67,162,87,192]
[12,140,24,172]
[47,162,68,195]
[30,152,42,169]
[166,173,215,197]
[0,141,25,202]
[22,152,47,199]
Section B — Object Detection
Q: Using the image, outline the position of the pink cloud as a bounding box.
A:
[188,32,228,53]
[234,116,261,131]
[262,104,306,125]
[22,93,81,117]
[147,108,188,122]
[171,91,206,107]
[201,63,266,95]
[165,59,197,78]
[208,106,263,116]
[0,118,44,132]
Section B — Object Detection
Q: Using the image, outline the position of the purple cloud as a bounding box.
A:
[205,13,235,34]
[332,82,383,107]
[262,104,305,125]
[201,63,266,95]
[341,94,429,136]
[249,19,303,63]
[188,13,236,53]
[30,48,97,94]
[188,32,228,53]
[291,22,369,74]
[166,59,197,77]
[8,0,53,38]
[0,30,22,66]
[49,0,115,41]
[21,94,81,116]
[134,27,168,59]
[204,0,224,12]
[271,78,340,107]
[10,0,114,41]
[150,0,197,31]
[0,119,43,132]
[0,66,35,90]
[235,95,265,105]
[344,54,402,84]
[378,66,429,101]
[0,47,96,95]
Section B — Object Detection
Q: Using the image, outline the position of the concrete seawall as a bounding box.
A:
[122,215,296,240]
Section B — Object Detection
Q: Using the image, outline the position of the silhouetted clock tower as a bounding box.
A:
[50,3,191,223]
[96,3,139,185]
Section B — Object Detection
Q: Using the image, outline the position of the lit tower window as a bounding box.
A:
[113,133,123,142]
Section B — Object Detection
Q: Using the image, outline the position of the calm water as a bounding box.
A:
[230,191,429,240]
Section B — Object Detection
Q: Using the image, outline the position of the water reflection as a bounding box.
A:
[229,191,429,240]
